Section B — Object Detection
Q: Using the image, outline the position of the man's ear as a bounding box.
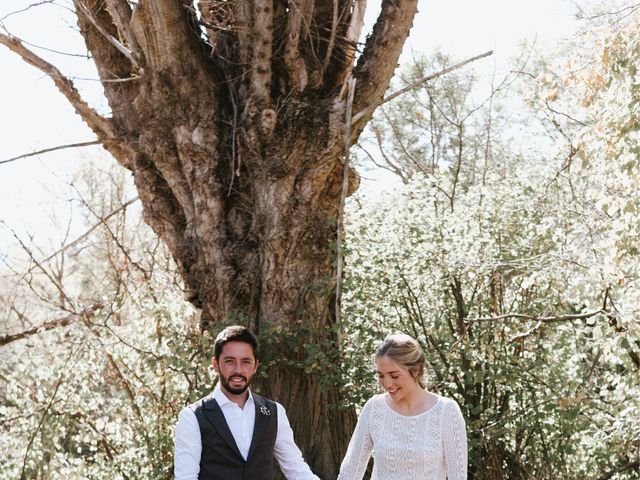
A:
[254,359,260,373]
[211,357,219,373]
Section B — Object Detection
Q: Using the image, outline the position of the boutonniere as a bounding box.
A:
[260,405,271,416]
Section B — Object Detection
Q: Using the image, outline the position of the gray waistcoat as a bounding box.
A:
[191,393,279,480]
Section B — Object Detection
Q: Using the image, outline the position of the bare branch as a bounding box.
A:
[545,99,589,127]
[352,50,494,125]
[0,304,103,346]
[508,320,543,343]
[32,197,140,267]
[0,0,57,22]
[351,0,419,125]
[73,0,139,68]
[0,32,114,139]
[104,0,141,62]
[6,37,90,58]
[0,141,101,166]
[466,309,615,324]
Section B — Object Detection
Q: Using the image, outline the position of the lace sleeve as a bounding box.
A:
[336,398,374,480]
[443,399,468,480]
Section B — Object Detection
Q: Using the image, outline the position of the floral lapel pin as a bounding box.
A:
[260,405,271,416]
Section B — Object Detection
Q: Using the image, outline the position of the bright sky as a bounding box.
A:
[0,0,579,255]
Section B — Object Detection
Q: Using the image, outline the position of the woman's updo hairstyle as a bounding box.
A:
[375,333,428,389]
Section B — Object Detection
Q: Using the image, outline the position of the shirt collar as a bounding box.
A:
[213,384,254,409]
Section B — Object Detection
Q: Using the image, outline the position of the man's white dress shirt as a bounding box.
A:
[174,386,319,480]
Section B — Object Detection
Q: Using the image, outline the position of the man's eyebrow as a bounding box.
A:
[376,369,400,374]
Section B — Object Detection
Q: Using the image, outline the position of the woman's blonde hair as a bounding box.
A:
[375,333,428,388]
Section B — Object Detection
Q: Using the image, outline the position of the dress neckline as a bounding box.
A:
[381,393,441,418]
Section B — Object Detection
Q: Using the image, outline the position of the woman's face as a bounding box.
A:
[376,354,418,401]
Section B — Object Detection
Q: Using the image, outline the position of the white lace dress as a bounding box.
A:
[337,394,467,480]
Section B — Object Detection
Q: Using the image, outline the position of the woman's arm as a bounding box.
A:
[443,398,468,480]
[336,398,374,480]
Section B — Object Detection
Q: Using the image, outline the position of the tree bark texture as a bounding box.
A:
[1,0,419,476]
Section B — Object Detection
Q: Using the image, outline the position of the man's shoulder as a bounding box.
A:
[251,392,278,410]
[185,393,217,415]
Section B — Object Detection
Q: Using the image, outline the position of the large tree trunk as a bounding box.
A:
[1,0,418,476]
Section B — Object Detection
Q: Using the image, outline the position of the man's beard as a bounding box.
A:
[219,372,252,395]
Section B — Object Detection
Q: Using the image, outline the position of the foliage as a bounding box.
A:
[342,38,640,479]
[0,165,208,480]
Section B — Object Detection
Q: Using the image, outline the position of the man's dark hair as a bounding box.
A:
[214,325,259,360]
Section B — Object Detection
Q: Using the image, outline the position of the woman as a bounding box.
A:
[337,333,467,480]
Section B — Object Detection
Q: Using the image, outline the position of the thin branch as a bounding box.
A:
[104,0,140,63]
[0,1,58,22]
[335,76,356,347]
[595,460,640,480]
[32,196,140,267]
[508,320,543,343]
[3,222,77,309]
[72,185,149,280]
[8,37,90,58]
[71,75,140,83]
[466,309,615,324]
[19,347,77,480]
[73,0,139,68]
[0,141,101,166]
[352,50,493,125]
[0,304,102,346]
[545,99,589,127]
[571,1,640,21]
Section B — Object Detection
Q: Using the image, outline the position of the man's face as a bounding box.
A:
[212,340,259,396]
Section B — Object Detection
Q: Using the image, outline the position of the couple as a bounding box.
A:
[174,326,468,480]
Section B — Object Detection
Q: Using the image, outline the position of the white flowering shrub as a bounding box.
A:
[342,13,640,477]
[0,165,212,480]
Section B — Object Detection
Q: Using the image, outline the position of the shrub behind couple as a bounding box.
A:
[174,326,467,480]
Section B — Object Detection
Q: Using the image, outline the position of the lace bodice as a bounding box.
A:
[337,394,467,480]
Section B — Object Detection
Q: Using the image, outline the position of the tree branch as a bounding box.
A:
[0,1,57,22]
[0,32,115,140]
[74,0,138,66]
[0,304,103,346]
[351,50,494,125]
[466,309,615,324]
[595,460,640,480]
[129,0,204,71]
[351,0,419,125]
[284,0,313,92]
[0,141,101,166]
[31,197,140,267]
[104,0,141,63]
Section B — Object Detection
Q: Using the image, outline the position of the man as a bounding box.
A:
[174,325,320,480]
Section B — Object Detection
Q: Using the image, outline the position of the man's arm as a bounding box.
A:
[273,403,320,480]
[174,407,202,480]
